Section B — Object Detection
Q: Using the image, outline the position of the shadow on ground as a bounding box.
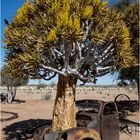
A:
[0,99,26,104]
[12,99,26,104]
[2,119,52,140]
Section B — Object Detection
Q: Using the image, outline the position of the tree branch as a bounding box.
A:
[41,64,67,76]
[39,72,57,80]
[97,66,113,72]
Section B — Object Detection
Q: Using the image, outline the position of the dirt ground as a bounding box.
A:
[0,90,139,140]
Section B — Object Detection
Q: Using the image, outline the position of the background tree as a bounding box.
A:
[113,1,139,100]
[113,0,136,10]
[0,66,29,102]
[4,0,136,131]
[36,80,47,89]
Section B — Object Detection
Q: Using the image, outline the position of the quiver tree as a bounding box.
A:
[0,66,28,102]
[4,0,136,131]
[114,2,139,101]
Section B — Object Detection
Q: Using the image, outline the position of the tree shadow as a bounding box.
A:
[0,99,26,104]
[12,99,26,104]
[2,119,52,140]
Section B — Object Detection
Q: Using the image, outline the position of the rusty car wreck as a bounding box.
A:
[76,99,120,140]
[33,99,119,140]
[32,94,139,140]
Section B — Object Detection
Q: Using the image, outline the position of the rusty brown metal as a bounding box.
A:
[33,125,50,140]
[76,100,119,140]
[59,127,101,140]
[76,100,103,135]
[101,102,119,140]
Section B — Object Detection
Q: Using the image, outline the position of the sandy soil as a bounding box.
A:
[0,91,139,140]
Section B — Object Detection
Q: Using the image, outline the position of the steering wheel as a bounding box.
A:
[115,94,130,102]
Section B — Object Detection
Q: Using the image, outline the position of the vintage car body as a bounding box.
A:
[76,100,119,140]
[34,126,101,140]
[33,99,119,140]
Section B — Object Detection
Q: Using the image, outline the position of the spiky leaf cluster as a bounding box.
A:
[113,2,139,89]
[4,0,136,83]
[123,3,139,61]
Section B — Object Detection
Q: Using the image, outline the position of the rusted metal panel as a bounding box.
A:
[101,102,119,140]
[76,113,101,134]
[76,100,120,140]
[59,127,101,140]
[35,127,101,140]
[76,100,103,114]
[33,125,50,140]
[76,99,103,136]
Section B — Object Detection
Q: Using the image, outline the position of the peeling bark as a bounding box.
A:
[52,75,77,131]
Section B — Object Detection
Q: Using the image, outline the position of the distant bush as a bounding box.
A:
[99,91,102,94]
[37,84,47,89]
[41,93,52,100]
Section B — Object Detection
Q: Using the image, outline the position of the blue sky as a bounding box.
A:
[1,0,119,85]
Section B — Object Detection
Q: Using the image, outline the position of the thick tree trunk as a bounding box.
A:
[7,86,17,103]
[51,75,77,131]
[12,87,17,101]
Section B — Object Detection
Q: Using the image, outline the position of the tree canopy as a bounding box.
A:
[114,1,139,61]
[1,66,29,90]
[1,65,28,102]
[4,0,136,85]
[114,2,139,86]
